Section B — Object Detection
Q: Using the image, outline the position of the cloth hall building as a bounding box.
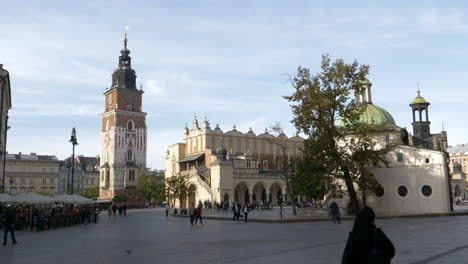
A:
[165,120,303,207]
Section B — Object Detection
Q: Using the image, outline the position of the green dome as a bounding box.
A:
[336,104,396,127]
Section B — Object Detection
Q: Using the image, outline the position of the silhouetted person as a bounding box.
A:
[342,206,395,264]
[123,204,127,216]
[2,207,18,246]
[112,204,117,217]
[195,205,203,225]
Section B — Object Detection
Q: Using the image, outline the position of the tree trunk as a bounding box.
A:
[343,168,360,215]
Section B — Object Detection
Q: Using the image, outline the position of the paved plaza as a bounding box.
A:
[2,208,468,264]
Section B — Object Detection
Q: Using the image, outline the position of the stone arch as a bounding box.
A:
[270,182,283,205]
[234,182,250,205]
[188,184,197,207]
[253,181,266,204]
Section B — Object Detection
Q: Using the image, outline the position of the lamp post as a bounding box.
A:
[69,127,78,194]
[9,176,13,195]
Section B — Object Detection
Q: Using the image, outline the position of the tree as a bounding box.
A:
[81,187,99,199]
[165,173,190,208]
[284,54,394,215]
[268,123,301,215]
[136,169,166,204]
[112,194,128,203]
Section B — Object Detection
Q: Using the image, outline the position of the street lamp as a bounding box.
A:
[9,176,13,195]
[69,127,78,194]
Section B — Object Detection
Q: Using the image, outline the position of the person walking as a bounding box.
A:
[242,204,249,223]
[232,202,239,221]
[123,204,127,216]
[82,208,90,228]
[342,206,395,264]
[195,204,203,225]
[112,204,117,217]
[189,205,195,226]
[2,206,18,246]
[329,201,340,224]
[165,203,170,217]
[94,207,99,223]
[107,205,112,219]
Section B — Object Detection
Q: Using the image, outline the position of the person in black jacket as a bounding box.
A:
[2,207,18,246]
[342,206,395,264]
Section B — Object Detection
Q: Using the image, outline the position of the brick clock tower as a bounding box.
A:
[99,34,147,202]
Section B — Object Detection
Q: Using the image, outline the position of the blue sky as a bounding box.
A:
[2,0,468,169]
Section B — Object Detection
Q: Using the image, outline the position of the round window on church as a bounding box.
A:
[398,186,408,197]
[375,186,384,197]
[422,185,432,197]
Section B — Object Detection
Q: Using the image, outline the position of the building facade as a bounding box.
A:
[99,35,147,201]
[4,152,59,195]
[447,145,468,174]
[58,156,100,194]
[334,81,451,216]
[165,119,303,207]
[0,64,12,193]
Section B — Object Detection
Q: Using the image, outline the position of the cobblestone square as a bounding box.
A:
[2,208,468,264]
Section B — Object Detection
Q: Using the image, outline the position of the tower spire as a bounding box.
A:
[124,26,128,49]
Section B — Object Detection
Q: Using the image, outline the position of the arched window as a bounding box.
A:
[127,149,133,161]
[106,121,110,132]
[127,120,134,130]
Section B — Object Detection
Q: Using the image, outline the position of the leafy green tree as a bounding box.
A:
[81,187,99,199]
[136,169,166,204]
[165,173,189,208]
[284,54,394,214]
[112,194,128,203]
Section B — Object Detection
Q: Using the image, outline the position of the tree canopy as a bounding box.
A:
[285,54,394,214]
[136,169,166,204]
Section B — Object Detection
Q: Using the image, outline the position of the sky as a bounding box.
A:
[2,0,468,169]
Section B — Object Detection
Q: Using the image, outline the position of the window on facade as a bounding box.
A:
[50,177,54,184]
[12,167,17,172]
[127,105,133,111]
[42,177,47,184]
[263,160,269,169]
[398,186,408,197]
[375,186,384,197]
[31,167,35,172]
[127,120,134,130]
[422,185,432,197]
[246,159,251,168]
[12,177,16,184]
[127,149,133,161]
[21,176,25,184]
[22,167,26,172]
[43,168,46,172]
[128,170,135,181]
[50,168,55,172]
[397,153,404,162]
[30,177,34,184]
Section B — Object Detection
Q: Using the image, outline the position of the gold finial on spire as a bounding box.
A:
[417,82,420,97]
[123,25,129,48]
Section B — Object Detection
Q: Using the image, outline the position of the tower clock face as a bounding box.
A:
[126,94,134,104]
[108,95,113,105]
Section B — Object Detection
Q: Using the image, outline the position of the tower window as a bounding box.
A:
[127,120,134,130]
[127,149,133,161]
[128,170,135,181]
[127,105,133,111]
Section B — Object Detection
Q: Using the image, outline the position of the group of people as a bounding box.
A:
[188,202,203,226]
[232,202,250,222]
[107,203,127,218]
[1,204,102,246]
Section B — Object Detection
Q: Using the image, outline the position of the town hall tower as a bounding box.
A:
[99,34,147,200]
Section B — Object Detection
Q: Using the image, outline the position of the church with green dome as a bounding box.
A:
[333,79,451,217]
